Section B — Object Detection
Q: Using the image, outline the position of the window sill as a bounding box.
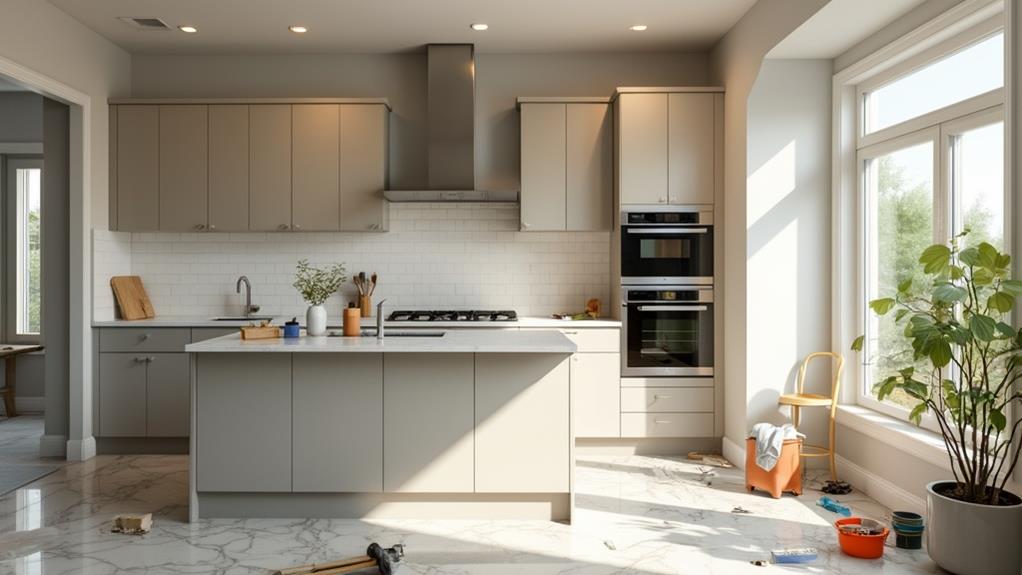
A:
[836,404,952,472]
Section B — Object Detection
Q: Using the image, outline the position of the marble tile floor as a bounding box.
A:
[0,453,943,574]
[0,416,55,466]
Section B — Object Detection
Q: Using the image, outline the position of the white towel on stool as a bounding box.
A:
[750,423,800,472]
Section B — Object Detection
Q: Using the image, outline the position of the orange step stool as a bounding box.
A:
[745,437,803,498]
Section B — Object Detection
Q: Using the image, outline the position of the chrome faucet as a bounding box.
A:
[376,299,387,339]
[236,276,260,317]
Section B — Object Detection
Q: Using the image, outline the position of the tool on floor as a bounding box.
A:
[111,513,152,535]
[275,543,404,575]
[817,495,851,516]
[731,506,752,514]
[770,548,818,564]
[686,452,733,468]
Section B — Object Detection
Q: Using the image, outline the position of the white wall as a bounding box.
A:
[745,59,833,444]
[0,92,42,142]
[94,203,609,321]
[708,0,830,454]
[130,52,708,194]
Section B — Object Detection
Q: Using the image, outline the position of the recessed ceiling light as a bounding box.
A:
[289,25,308,34]
[629,24,648,31]
[470,23,489,31]
[178,25,198,33]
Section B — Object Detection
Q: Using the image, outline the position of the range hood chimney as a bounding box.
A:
[384,44,518,203]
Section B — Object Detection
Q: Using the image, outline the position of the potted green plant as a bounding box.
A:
[852,232,1022,575]
[292,259,346,336]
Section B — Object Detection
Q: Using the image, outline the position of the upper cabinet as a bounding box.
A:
[518,99,612,232]
[615,90,723,206]
[109,99,390,233]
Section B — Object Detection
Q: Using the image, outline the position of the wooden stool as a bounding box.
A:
[777,352,844,481]
[0,344,44,417]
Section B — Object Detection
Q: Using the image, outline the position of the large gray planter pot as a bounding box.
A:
[926,480,1022,575]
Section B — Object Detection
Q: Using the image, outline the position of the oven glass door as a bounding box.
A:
[624,302,714,376]
[621,226,713,281]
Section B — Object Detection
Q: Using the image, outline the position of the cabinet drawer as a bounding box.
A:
[621,377,715,388]
[620,413,714,438]
[620,387,713,413]
[100,328,191,352]
[557,328,619,353]
[191,328,238,343]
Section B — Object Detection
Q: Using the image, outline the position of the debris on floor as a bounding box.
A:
[603,540,617,551]
[750,559,768,566]
[731,506,752,514]
[697,466,716,486]
[771,547,818,564]
[686,451,734,468]
[111,513,152,535]
[821,479,852,494]
[817,495,852,516]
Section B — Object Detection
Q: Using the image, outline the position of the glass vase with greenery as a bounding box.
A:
[853,231,1022,505]
[292,259,347,306]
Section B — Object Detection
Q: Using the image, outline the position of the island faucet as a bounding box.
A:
[236,276,260,317]
[377,299,387,339]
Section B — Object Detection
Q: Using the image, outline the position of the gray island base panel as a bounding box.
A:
[188,331,576,522]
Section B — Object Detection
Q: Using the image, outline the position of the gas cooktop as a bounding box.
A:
[386,310,518,322]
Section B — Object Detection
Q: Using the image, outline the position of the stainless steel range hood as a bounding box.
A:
[384,44,518,203]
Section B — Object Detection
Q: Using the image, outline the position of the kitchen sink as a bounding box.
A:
[209,316,276,322]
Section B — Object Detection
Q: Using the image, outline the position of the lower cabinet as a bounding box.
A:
[98,353,148,437]
[195,353,292,492]
[145,354,190,437]
[571,353,620,438]
[383,353,475,493]
[292,354,383,492]
[475,353,570,493]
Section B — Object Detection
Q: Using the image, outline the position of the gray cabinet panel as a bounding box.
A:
[383,353,474,493]
[159,105,208,231]
[292,104,340,231]
[667,93,715,205]
[99,328,191,352]
[196,353,292,492]
[617,93,668,205]
[474,353,570,493]
[520,103,567,231]
[249,105,292,231]
[190,328,238,342]
[99,353,148,437]
[293,354,383,492]
[209,105,250,232]
[339,105,388,231]
[116,105,159,231]
[571,352,620,438]
[146,353,190,437]
[566,103,612,231]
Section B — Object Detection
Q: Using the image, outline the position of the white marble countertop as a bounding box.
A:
[185,329,578,354]
[93,315,621,329]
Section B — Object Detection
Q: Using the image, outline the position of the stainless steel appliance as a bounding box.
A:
[621,286,713,377]
[620,208,713,285]
[386,310,518,322]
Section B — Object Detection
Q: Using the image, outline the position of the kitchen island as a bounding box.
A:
[185,330,577,522]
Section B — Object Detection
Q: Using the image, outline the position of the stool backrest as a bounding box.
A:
[796,351,844,401]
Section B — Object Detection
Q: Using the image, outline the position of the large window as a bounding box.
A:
[3,157,43,341]
[856,21,1005,421]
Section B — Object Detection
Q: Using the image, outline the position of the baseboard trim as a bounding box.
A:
[13,396,44,413]
[38,434,67,458]
[835,454,925,515]
[66,436,96,462]
[722,436,745,469]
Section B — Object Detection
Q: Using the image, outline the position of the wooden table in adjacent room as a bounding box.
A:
[0,344,43,417]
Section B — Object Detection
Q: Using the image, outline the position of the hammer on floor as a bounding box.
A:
[274,543,405,575]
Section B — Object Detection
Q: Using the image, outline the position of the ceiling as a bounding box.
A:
[47,0,758,54]
[768,0,927,59]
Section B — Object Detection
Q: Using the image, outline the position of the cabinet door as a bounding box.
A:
[159,105,208,231]
[383,353,474,493]
[209,105,250,232]
[145,353,190,437]
[292,104,340,231]
[249,105,293,231]
[566,104,612,231]
[98,353,147,436]
[196,353,292,492]
[571,353,620,438]
[340,105,388,231]
[293,354,383,492]
[668,93,715,205]
[475,353,570,493]
[617,93,668,205]
[520,103,566,231]
[116,105,159,231]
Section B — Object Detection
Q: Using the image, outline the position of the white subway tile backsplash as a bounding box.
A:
[92,203,611,320]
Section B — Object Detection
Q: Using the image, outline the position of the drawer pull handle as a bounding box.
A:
[134,357,146,363]
[654,420,671,424]
[147,357,155,363]
[653,395,672,400]
[141,334,150,341]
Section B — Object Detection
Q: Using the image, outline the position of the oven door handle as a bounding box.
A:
[636,305,709,312]
[626,227,708,234]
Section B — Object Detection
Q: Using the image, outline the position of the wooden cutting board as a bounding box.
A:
[110,276,156,320]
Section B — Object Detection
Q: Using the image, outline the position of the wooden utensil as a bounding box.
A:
[110,276,156,320]
[275,557,374,575]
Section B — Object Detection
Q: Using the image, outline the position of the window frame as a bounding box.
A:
[852,17,1006,426]
[2,155,43,344]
